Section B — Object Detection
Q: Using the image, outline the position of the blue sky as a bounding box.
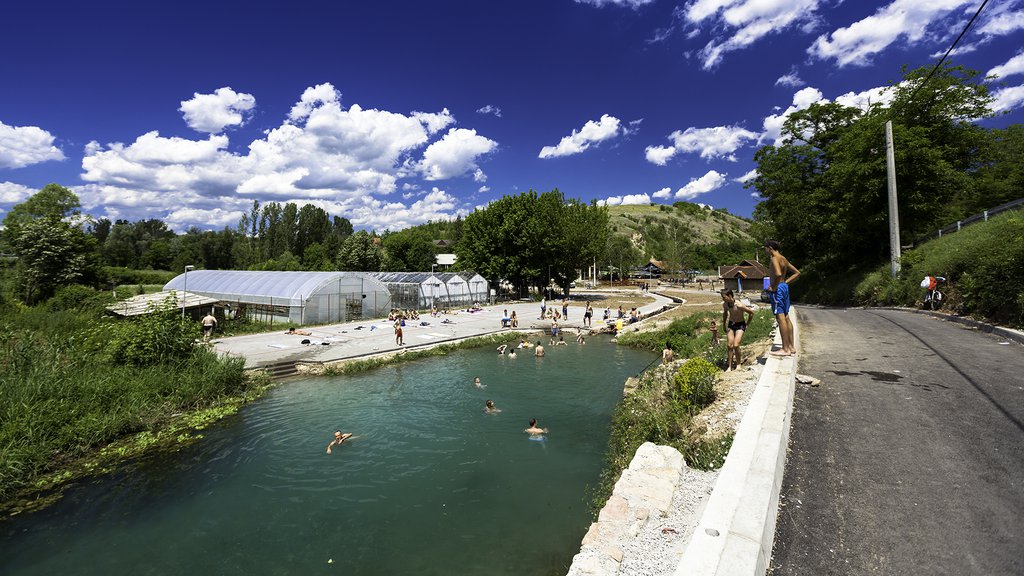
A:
[1,0,1022,232]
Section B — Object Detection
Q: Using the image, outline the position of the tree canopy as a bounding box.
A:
[455,189,609,295]
[749,64,1007,279]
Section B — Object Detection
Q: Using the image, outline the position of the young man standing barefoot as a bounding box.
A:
[764,239,800,356]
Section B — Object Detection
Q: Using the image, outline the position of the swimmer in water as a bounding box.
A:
[497,344,508,355]
[485,399,501,413]
[508,348,517,358]
[326,431,353,454]
[524,418,548,435]
[474,376,484,388]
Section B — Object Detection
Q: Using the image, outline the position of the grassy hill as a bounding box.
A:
[605,202,758,271]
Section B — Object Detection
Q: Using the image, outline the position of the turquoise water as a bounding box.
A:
[1,337,654,575]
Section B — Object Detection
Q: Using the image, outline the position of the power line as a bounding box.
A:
[904,0,990,106]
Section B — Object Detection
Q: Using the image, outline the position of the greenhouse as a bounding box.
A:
[458,272,489,303]
[435,273,472,307]
[367,272,446,310]
[163,270,391,325]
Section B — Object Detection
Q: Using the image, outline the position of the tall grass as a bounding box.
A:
[854,211,1024,327]
[0,301,250,504]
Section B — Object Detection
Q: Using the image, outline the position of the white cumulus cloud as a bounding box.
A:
[0,181,36,204]
[652,187,672,199]
[989,51,1024,80]
[539,114,624,159]
[735,169,758,183]
[419,128,498,180]
[808,0,973,67]
[476,105,503,117]
[675,170,727,200]
[646,125,759,164]
[77,83,496,231]
[991,84,1024,112]
[0,121,65,169]
[598,193,651,206]
[179,87,256,133]
[685,0,824,70]
[776,68,806,88]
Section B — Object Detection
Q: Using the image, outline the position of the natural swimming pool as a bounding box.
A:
[0,336,655,575]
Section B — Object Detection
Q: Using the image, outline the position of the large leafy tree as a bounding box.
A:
[6,186,99,303]
[337,230,383,271]
[750,64,999,274]
[456,189,609,295]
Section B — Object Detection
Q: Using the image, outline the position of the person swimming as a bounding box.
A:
[485,399,501,413]
[497,344,508,355]
[474,376,485,388]
[524,418,548,435]
[326,431,353,454]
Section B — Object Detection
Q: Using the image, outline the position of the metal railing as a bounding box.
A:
[914,197,1023,245]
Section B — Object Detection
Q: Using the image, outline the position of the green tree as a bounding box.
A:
[750,63,998,277]
[12,217,100,304]
[2,183,81,246]
[337,230,383,271]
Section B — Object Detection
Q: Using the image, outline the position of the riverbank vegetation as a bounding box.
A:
[591,308,774,512]
[0,294,260,513]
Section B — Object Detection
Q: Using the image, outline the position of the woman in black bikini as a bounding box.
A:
[721,289,755,372]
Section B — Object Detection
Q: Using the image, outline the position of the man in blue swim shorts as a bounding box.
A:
[764,239,800,357]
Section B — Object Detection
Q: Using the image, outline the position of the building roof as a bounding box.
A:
[718,260,769,279]
[163,270,389,306]
[107,290,219,317]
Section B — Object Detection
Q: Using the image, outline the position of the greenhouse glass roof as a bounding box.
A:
[164,270,388,306]
[368,272,438,284]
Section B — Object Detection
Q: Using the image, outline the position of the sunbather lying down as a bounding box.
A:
[286,327,312,335]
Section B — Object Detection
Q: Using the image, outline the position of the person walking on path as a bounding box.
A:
[584,302,593,327]
[562,299,569,320]
[764,239,800,356]
[394,320,404,346]
[540,297,547,320]
[201,312,218,342]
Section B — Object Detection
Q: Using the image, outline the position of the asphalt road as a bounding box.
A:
[771,308,1024,575]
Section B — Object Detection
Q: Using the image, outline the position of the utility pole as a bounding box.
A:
[885,120,901,278]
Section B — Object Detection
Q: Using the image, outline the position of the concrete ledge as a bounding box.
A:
[673,308,800,576]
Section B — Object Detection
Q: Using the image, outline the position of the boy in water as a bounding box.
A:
[764,239,800,356]
[326,431,353,454]
[525,418,548,435]
[721,289,755,371]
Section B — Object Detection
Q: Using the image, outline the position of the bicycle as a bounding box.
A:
[921,275,946,310]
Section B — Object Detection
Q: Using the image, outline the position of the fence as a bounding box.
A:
[914,197,1023,245]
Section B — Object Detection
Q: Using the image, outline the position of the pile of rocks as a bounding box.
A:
[567,443,718,576]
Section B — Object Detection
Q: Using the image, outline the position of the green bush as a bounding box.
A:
[674,357,718,414]
[105,298,198,367]
[47,285,113,313]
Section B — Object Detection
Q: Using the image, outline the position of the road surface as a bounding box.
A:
[771,308,1024,575]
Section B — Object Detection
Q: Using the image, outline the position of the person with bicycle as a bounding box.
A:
[920,275,946,310]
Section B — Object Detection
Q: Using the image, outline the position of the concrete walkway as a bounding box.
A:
[209,291,676,370]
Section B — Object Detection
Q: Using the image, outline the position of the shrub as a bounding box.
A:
[105,298,198,367]
[674,357,718,414]
[47,285,112,313]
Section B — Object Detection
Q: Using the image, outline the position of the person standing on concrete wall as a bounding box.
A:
[764,239,800,356]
